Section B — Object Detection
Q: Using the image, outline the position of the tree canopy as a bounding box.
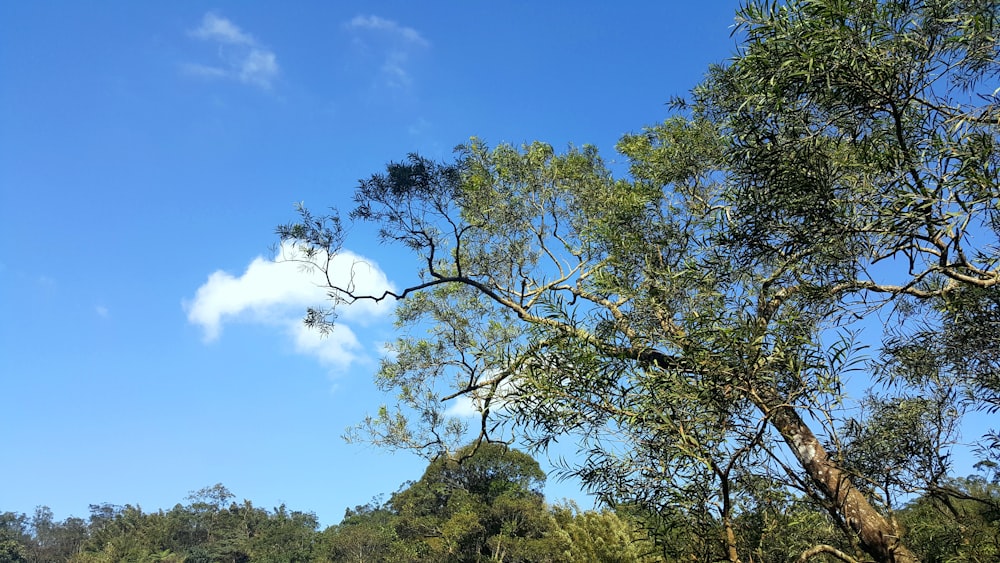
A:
[278,1,999,561]
[3,466,999,561]
[2,446,676,562]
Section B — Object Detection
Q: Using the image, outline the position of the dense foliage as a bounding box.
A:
[4,472,998,561]
[278,1,999,561]
[1,446,672,562]
[1,485,320,563]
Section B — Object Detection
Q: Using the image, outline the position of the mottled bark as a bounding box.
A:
[723,518,741,563]
[759,390,919,563]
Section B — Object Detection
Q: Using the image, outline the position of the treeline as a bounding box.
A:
[3,444,999,562]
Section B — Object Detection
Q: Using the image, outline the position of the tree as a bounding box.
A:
[0,511,31,563]
[321,501,414,563]
[278,1,999,561]
[387,442,560,562]
[71,486,319,563]
[896,475,1000,562]
[550,502,663,563]
[245,503,319,563]
[22,506,89,562]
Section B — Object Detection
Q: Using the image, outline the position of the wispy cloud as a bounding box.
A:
[347,15,429,48]
[192,13,254,45]
[183,13,280,89]
[345,15,429,89]
[185,243,394,371]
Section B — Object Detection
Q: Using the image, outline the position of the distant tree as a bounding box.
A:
[21,506,89,562]
[321,501,413,563]
[550,502,662,563]
[71,485,317,563]
[897,475,1000,563]
[74,505,164,562]
[0,511,31,563]
[731,485,844,563]
[185,483,236,550]
[387,442,563,562]
[246,503,319,563]
[0,538,28,563]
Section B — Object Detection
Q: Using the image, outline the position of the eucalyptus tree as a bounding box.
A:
[278,1,999,561]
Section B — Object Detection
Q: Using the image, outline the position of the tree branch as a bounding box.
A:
[796,544,863,563]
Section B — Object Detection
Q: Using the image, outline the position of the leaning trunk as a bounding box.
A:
[757,389,919,563]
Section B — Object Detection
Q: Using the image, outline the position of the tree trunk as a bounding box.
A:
[715,462,742,563]
[758,390,919,563]
[723,517,741,563]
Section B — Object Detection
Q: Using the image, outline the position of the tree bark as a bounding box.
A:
[759,390,919,563]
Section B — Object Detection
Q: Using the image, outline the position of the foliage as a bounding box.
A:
[550,502,663,563]
[2,445,685,562]
[277,1,1000,561]
[0,511,31,563]
[63,485,319,563]
[386,442,562,562]
[320,502,414,563]
[5,470,1000,561]
[897,476,1000,563]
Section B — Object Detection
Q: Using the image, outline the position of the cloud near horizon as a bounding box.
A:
[185,244,395,371]
[184,13,280,89]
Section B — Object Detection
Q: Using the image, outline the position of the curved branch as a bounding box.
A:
[796,544,862,563]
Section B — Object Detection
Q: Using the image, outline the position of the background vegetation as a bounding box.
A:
[3,445,998,562]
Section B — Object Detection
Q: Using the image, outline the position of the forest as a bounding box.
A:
[2,443,998,562]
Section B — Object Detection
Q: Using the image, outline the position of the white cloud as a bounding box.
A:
[193,13,254,45]
[239,49,279,87]
[185,243,395,370]
[345,14,429,89]
[290,321,361,370]
[347,15,429,48]
[95,305,109,318]
[185,13,280,89]
[444,373,521,418]
[445,395,480,418]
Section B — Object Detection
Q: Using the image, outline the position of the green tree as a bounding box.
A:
[246,503,318,563]
[550,502,663,563]
[278,1,999,561]
[73,504,180,563]
[321,501,414,563]
[72,486,318,563]
[0,511,31,563]
[896,475,1000,563]
[387,442,562,562]
[730,485,844,563]
[25,506,89,562]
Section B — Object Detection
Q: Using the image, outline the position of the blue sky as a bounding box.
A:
[0,2,747,526]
